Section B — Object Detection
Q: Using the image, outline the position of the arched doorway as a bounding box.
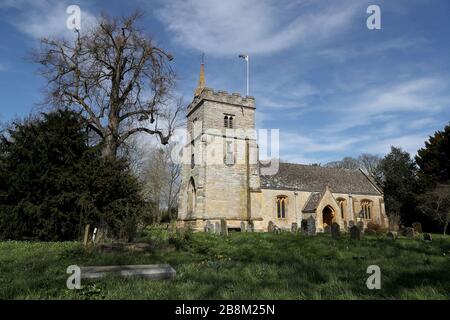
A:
[322,206,334,228]
[187,177,196,215]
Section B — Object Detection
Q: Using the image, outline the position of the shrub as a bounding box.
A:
[0,110,144,241]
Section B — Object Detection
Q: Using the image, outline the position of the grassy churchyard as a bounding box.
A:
[1,228,449,300]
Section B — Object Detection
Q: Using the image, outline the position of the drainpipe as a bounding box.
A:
[349,194,354,222]
[294,192,298,224]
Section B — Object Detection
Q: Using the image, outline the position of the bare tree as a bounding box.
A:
[141,145,181,223]
[358,153,381,177]
[35,12,181,158]
[326,156,360,170]
[418,184,450,235]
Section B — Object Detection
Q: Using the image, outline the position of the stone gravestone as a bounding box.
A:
[215,222,220,235]
[273,225,281,235]
[240,221,247,232]
[268,221,274,233]
[306,216,316,236]
[331,223,340,240]
[350,225,361,240]
[412,222,423,234]
[405,227,416,239]
[365,229,377,236]
[220,219,228,236]
[357,221,365,232]
[324,225,331,234]
[247,221,254,232]
[387,231,397,241]
[291,222,298,233]
[348,220,355,229]
[423,233,432,242]
[301,220,308,233]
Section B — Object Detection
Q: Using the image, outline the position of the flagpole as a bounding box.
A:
[246,55,249,96]
[239,54,249,96]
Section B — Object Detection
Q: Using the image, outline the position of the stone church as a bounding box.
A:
[177,63,388,232]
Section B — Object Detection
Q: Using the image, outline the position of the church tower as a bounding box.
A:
[177,62,262,231]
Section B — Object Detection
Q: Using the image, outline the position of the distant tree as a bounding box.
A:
[416,123,450,188]
[34,12,182,159]
[0,110,143,241]
[326,156,360,170]
[141,145,181,223]
[374,146,419,226]
[417,184,450,235]
[358,153,381,177]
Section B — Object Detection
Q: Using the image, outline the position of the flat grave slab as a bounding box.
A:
[80,264,176,280]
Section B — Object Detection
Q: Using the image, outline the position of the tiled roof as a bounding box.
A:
[260,162,381,195]
[303,192,323,213]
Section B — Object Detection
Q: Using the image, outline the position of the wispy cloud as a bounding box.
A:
[156,0,361,56]
[0,0,97,39]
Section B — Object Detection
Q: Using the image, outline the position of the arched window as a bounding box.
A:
[276,196,287,219]
[224,116,228,128]
[337,198,346,219]
[361,200,372,219]
[229,116,233,128]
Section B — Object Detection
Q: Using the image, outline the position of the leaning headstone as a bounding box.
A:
[405,227,416,239]
[412,222,423,233]
[306,216,316,236]
[301,220,308,233]
[291,223,298,233]
[331,223,340,239]
[387,231,397,241]
[357,221,365,232]
[220,219,228,236]
[240,221,247,232]
[268,221,274,233]
[215,222,220,235]
[423,233,432,242]
[350,226,361,240]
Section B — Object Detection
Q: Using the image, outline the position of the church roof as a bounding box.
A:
[260,162,382,195]
[302,192,323,213]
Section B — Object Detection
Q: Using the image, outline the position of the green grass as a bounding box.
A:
[1,230,449,299]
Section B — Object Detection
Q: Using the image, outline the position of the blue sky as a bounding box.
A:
[0,0,449,164]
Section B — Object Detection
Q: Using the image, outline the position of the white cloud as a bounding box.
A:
[1,0,97,39]
[156,0,360,56]
[361,133,428,156]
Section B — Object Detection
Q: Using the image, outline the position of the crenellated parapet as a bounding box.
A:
[188,87,255,114]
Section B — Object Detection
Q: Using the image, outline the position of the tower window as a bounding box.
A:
[224,115,234,128]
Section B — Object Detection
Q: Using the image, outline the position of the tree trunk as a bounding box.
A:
[102,135,119,159]
[444,221,448,236]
